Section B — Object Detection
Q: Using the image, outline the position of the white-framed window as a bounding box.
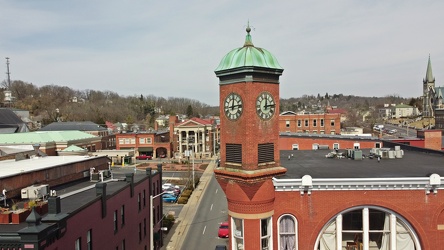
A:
[232,217,244,250]
[297,120,301,127]
[261,217,272,250]
[75,237,81,250]
[292,144,299,150]
[375,142,381,148]
[320,130,325,134]
[139,138,145,144]
[130,138,136,144]
[330,119,335,126]
[119,139,124,145]
[286,120,290,128]
[330,131,335,135]
[320,119,324,127]
[313,119,317,127]
[147,138,152,144]
[278,214,298,250]
[353,143,360,150]
[125,138,130,144]
[315,206,421,250]
[87,230,92,250]
[333,143,339,150]
[304,120,309,127]
[113,210,118,233]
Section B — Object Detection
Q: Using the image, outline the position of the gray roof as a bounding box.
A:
[39,121,107,132]
[0,108,29,133]
[279,149,444,179]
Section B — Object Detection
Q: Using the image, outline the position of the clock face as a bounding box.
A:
[224,93,243,120]
[256,92,275,120]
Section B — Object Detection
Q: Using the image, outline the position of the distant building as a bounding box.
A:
[279,111,341,135]
[422,55,444,117]
[0,108,29,133]
[390,104,419,119]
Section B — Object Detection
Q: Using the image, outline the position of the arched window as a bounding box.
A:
[315,206,421,250]
[278,214,297,250]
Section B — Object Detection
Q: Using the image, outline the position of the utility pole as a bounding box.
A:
[5,57,11,89]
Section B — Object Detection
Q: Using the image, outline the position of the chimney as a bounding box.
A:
[48,196,61,215]
[96,182,107,218]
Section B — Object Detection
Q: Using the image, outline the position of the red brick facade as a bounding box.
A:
[279,112,341,135]
[279,135,382,150]
[273,188,443,249]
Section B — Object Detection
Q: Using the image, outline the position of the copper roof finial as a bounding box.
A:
[244,21,254,47]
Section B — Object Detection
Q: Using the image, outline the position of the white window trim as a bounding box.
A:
[314,206,422,250]
[277,214,298,250]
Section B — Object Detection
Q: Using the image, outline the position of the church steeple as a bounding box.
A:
[424,54,435,84]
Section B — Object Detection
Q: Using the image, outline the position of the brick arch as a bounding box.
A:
[313,204,425,250]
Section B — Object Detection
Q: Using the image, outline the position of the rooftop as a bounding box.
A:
[279,149,444,179]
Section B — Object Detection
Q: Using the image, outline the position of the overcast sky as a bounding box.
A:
[1,1,443,106]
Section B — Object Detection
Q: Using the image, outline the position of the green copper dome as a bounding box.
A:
[215,26,283,72]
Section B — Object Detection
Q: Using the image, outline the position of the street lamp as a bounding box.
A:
[150,192,166,250]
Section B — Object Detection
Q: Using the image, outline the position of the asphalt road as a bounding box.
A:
[180,175,229,250]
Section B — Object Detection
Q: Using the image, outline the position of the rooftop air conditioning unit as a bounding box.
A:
[21,184,49,199]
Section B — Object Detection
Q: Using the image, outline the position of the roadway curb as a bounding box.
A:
[163,157,216,250]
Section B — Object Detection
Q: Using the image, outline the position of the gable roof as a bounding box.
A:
[39,121,107,132]
[0,108,29,133]
[176,117,213,127]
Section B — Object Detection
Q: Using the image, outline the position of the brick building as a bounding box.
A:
[115,130,171,159]
[279,111,341,135]
[0,162,164,250]
[214,26,444,250]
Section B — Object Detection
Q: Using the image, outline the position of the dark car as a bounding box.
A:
[136,154,152,160]
[215,246,227,250]
[218,221,229,238]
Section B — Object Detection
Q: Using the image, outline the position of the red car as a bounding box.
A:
[218,222,229,238]
[136,154,152,160]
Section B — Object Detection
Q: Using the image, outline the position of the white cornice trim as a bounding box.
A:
[272,174,442,195]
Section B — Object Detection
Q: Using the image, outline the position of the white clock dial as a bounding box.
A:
[224,93,243,121]
[256,92,275,120]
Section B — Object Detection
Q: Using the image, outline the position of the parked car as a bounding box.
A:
[218,221,229,238]
[136,154,152,160]
[215,245,227,250]
[162,194,177,203]
[163,186,181,196]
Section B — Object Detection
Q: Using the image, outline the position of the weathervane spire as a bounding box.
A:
[244,21,254,47]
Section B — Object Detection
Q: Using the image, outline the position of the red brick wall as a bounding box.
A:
[424,130,442,151]
[279,136,382,150]
[279,113,341,134]
[220,82,280,170]
[269,189,442,249]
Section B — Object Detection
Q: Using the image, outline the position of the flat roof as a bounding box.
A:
[279,149,444,179]
[0,155,108,179]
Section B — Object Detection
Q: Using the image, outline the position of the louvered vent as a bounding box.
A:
[226,143,242,164]
[258,143,274,164]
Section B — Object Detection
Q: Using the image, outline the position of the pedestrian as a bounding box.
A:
[288,155,291,160]
[377,156,381,163]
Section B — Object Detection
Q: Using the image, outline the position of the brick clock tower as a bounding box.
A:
[214,25,287,250]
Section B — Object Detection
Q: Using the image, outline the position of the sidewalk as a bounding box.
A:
[161,157,216,250]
